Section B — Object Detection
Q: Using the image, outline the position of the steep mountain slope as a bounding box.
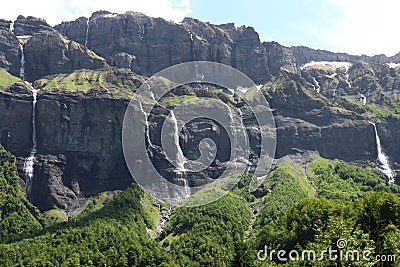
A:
[0,10,399,239]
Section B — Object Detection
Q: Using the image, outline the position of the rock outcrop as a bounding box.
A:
[13,15,55,36]
[0,10,400,214]
[23,31,108,81]
[0,30,22,77]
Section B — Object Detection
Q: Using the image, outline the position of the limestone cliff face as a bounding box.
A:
[55,12,273,83]
[0,88,132,211]
[2,67,400,213]
[13,15,55,36]
[24,31,108,81]
[0,10,400,214]
[55,11,400,85]
[0,18,108,82]
[0,30,22,77]
[292,46,400,66]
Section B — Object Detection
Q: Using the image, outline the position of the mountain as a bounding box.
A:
[0,10,400,214]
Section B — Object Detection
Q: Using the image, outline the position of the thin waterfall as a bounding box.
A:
[189,31,203,81]
[170,111,186,172]
[9,21,14,33]
[150,92,155,102]
[170,111,190,199]
[19,42,40,198]
[312,77,320,93]
[345,66,352,88]
[370,122,395,183]
[23,87,40,199]
[84,18,90,47]
[139,102,153,148]
[19,43,25,80]
[225,104,238,169]
[359,93,367,105]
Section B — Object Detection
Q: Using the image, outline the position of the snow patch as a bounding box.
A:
[387,63,400,68]
[301,61,352,71]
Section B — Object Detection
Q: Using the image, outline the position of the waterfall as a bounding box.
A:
[189,31,203,81]
[150,92,155,102]
[19,43,25,80]
[225,104,239,169]
[23,87,40,199]
[84,18,90,47]
[9,21,14,33]
[170,111,186,173]
[359,93,367,105]
[157,204,173,232]
[312,77,320,93]
[170,111,190,199]
[345,67,352,88]
[19,42,39,198]
[370,122,395,183]
[139,102,154,148]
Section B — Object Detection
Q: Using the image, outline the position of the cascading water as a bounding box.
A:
[157,204,173,232]
[225,104,239,169]
[345,66,352,89]
[312,77,320,93]
[370,122,395,183]
[170,111,186,172]
[170,111,190,199]
[23,87,40,199]
[19,42,39,198]
[19,43,25,80]
[150,92,156,102]
[9,21,14,33]
[189,31,203,81]
[84,18,90,47]
[359,93,367,105]
[139,102,154,148]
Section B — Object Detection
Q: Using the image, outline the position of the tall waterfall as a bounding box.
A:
[170,111,186,173]
[23,87,40,199]
[19,43,25,80]
[170,111,190,199]
[139,102,153,148]
[84,18,90,47]
[19,42,39,198]
[225,104,239,169]
[189,32,203,81]
[370,122,395,183]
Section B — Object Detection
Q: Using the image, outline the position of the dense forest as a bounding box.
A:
[0,145,399,266]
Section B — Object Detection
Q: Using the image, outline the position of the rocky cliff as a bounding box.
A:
[0,11,399,214]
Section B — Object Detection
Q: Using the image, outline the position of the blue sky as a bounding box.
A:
[1,0,399,56]
[189,0,343,51]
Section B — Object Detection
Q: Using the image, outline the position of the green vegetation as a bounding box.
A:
[0,145,399,266]
[43,209,67,224]
[0,184,175,266]
[0,69,24,90]
[73,192,109,220]
[254,160,314,228]
[159,193,251,266]
[0,146,45,243]
[34,68,142,99]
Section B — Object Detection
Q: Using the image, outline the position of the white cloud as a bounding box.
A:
[315,0,400,56]
[0,0,191,25]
